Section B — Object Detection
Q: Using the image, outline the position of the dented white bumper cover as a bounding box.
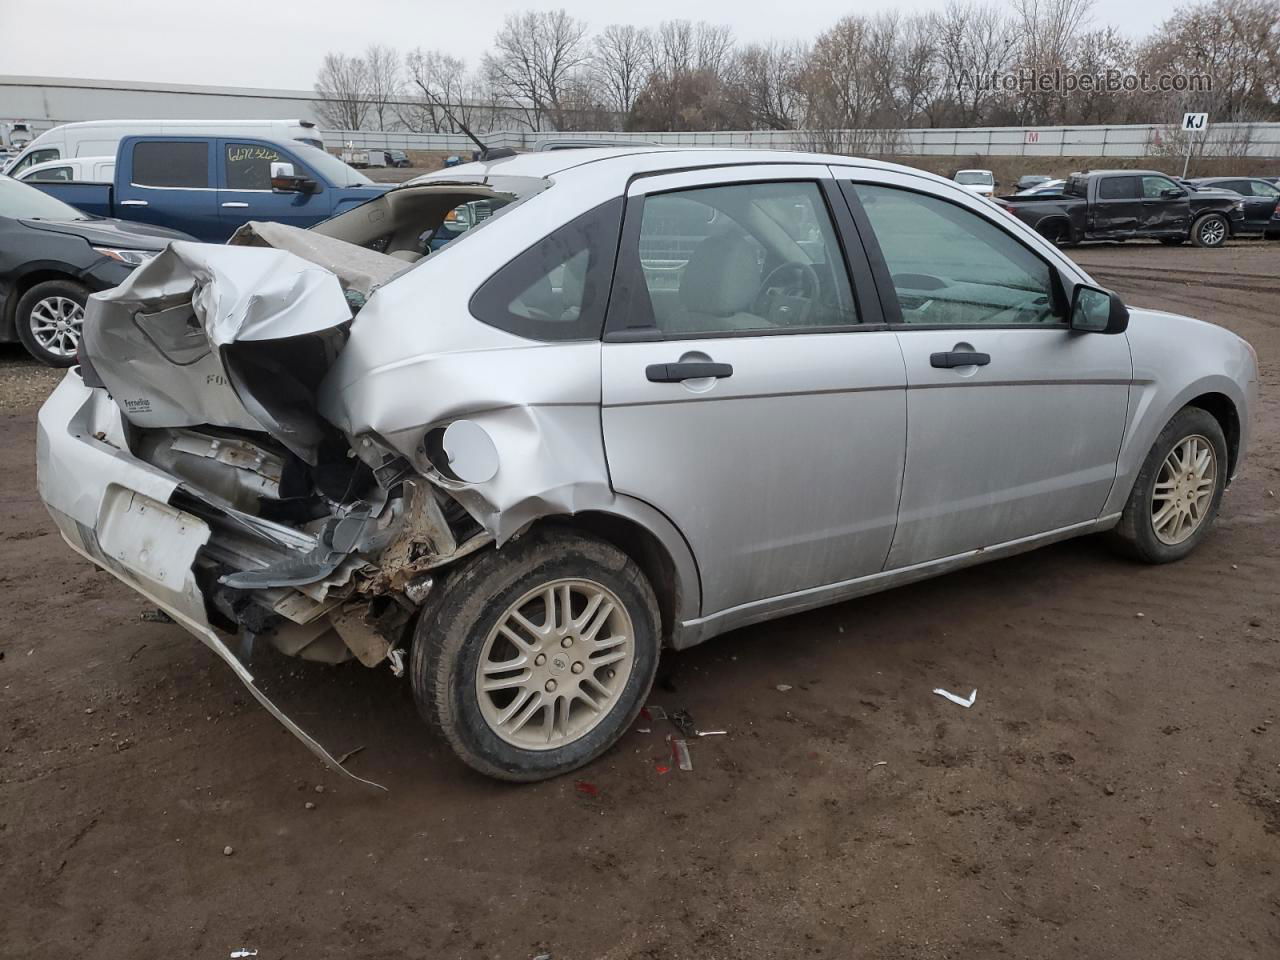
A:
[37,373,386,790]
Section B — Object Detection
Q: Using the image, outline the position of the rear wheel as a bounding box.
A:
[15,279,89,367]
[412,528,661,781]
[1110,407,1228,563]
[1036,219,1078,248]
[1191,213,1228,248]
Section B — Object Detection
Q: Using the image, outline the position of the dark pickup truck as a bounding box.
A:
[995,170,1245,248]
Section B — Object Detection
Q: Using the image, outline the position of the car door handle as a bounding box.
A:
[930,351,990,368]
[645,361,733,383]
[221,201,249,209]
[120,199,148,207]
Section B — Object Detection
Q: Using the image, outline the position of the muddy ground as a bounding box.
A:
[2,242,1278,960]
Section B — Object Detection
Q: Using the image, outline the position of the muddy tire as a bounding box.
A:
[1191,214,1228,248]
[1109,407,1228,564]
[411,527,661,781]
[15,279,89,368]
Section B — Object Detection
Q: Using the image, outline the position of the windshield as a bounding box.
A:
[290,142,373,187]
[956,171,994,185]
[0,175,88,220]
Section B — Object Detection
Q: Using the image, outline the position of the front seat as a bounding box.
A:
[670,232,764,333]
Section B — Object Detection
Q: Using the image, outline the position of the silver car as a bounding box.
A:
[36,148,1258,784]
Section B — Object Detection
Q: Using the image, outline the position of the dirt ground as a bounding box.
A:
[2,242,1278,960]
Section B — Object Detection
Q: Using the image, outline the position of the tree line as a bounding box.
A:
[313,0,1280,138]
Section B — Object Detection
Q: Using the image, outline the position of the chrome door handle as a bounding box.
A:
[120,199,148,207]
[221,202,249,208]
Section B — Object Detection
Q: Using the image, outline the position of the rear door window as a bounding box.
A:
[1098,177,1139,200]
[132,141,209,188]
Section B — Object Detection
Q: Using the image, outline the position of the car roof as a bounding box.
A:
[404,146,955,188]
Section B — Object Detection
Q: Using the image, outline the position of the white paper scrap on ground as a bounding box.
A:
[933,687,978,708]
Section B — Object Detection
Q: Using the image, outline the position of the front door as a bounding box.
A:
[216,139,328,240]
[600,166,908,617]
[1140,174,1192,236]
[837,174,1131,568]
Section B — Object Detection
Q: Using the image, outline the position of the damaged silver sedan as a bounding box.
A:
[37,148,1257,783]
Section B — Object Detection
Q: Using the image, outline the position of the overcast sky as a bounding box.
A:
[2,0,1173,91]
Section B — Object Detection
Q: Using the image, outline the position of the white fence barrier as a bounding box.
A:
[326,123,1280,158]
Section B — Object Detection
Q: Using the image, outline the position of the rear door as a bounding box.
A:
[216,139,330,238]
[835,171,1130,568]
[115,138,221,241]
[1139,174,1191,236]
[600,165,907,618]
[1091,175,1141,236]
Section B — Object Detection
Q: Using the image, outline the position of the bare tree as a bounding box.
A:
[364,44,402,131]
[734,42,805,129]
[1011,0,1095,123]
[936,2,1018,126]
[1141,0,1280,122]
[314,52,371,130]
[483,9,593,131]
[593,24,652,117]
[403,48,486,132]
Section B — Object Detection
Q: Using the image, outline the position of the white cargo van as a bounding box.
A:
[1,119,324,176]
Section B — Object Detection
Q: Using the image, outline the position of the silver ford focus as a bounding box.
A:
[36,148,1258,784]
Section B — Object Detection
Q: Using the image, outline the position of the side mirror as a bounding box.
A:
[270,161,316,194]
[1161,187,1185,198]
[1070,283,1129,334]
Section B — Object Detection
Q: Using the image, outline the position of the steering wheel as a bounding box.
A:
[753,261,821,326]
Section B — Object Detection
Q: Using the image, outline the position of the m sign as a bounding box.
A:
[1181,112,1209,132]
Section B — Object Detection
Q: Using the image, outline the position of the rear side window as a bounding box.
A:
[469,198,623,342]
[133,142,208,188]
[1098,176,1138,200]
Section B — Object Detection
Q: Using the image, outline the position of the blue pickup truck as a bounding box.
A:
[29,135,392,242]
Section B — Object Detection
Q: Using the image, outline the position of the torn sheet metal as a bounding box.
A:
[229,220,405,296]
[82,242,353,462]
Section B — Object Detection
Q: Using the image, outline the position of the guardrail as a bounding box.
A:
[324,123,1280,158]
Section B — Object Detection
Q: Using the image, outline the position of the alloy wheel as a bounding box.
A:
[29,295,84,359]
[476,578,635,750]
[1199,219,1226,246]
[1151,434,1217,545]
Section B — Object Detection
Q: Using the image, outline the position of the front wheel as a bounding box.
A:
[1109,407,1228,563]
[412,528,661,781]
[15,279,89,367]
[1191,214,1228,248]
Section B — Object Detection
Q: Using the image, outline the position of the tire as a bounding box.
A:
[15,279,89,367]
[1159,237,1186,246]
[1036,219,1078,248]
[1109,407,1228,563]
[1191,213,1228,248]
[411,527,662,781]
